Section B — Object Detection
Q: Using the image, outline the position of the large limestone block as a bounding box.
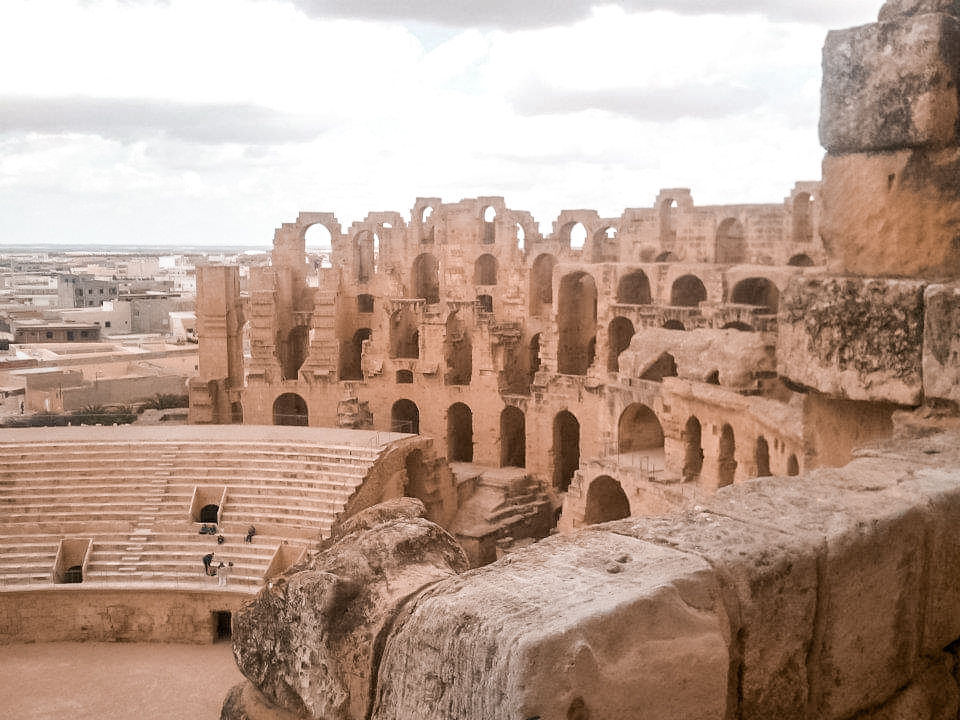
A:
[923,284,960,403]
[778,276,925,405]
[820,150,960,279]
[820,14,960,153]
[605,511,818,720]
[854,655,959,720]
[226,498,469,720]
[879,0,960,21]
[371,531,729,720]
[706,474,926,720]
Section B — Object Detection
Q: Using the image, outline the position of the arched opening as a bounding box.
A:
[420,206,435,244]
[705,369,720,385]
[392,399,419,434]
[682,416,703,481]
[516,223,525,252]
[566,222,587,250]
[639,352,677,382]
[230,401,243,424]
[279,325,309,381]
[500,406,526,468]
[607,317,635,373]
[670,275,707,307]
[618,404,664,455]
[396,369,414,383]
[592,226,618,262]
[557,271,597,375]
[355,230,374,283]
[499,342,530,395]
[199,503,219,523]
[477,294,494,313]
[305,223,332,270]
[663,319,685,331]
[660,198,677,246]
[482,206,496,244]
[357,294,374,313]
[617,270,652,305]
[444,311,472,386]
[529,333,542,387]
[447,403,473,462]
[792,192,813,243]
[755,436,771,477]
[583,475,631,525]
[722,321,753,332]
[788,253,815,267]
[553,410,580,492]
[273,393,308,426]
[474,254,497,285]
[787,454,800,476]
[389,306,419,359]
[530,254,557,317]
[731,278,779,314]
[718,423,737,487]
[716,218,746,264]
[339,327,371,381]
[412,253,439,304]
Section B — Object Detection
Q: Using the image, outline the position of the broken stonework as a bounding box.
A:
[923,283,960,404]
[879,0,960,21]
[223,498,469,720]
[778,276,925,405]
[820,13,960,154]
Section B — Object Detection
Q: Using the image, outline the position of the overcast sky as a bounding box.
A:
[0,0,881,247]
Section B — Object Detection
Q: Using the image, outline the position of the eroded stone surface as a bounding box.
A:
[778,276,925,404]
[225,498,469,720]
[371,531,729,720]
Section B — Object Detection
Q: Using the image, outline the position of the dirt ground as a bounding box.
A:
[0,641,244,719]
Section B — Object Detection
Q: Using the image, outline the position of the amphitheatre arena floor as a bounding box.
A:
[0,641,242,719]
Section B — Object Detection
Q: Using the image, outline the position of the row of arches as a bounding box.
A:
[681,416,799,485]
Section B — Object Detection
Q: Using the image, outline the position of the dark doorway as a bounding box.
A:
[682,416,704,481]
[553,410,580,491]
[200,504,219,523]
[273,393,308,426]
[719,423,737,487]
[583,475,631,524]
[755,436,771,477]
[392,399,419,434]
[214,611,232,641]
[447,403,473,462]
[500,406,526,468]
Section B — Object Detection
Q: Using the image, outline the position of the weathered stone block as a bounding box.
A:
[371,531,729,720]
[227,498,469,720]
[820,14,960,153]
[778,276,925,405]
[820,149,960,279]
[923,284,960,403]
[879,0,960,22]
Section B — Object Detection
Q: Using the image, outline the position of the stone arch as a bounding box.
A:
[788,253,814,267]
[755,436,771,477]
[339,327,371,381]
[447,402,473,462]
[682,416,704,481]
[617,270,652,305]
[392,399,419,434]
[354,230,374,283]
[389,306,419,359]
[515,223,525,252]
[792,192,813,243]
[529,333,542,387]
[482,205,496,244]
[731,277,779,314]
[273,393,308,426]
[412,253,439,304]
[304,222,333,269]
[592,226,618,263]
[787,454,800,476]
[722,321,753,332]
[583,475,631,525]
[500,406,526,468]
[670,274,707,307]
[444,311,472,386]
[530,253,557,317]
[716,217,746,264]
[718,423,737,487]
[419,205,436,244]
[280,325,309,381]
[553,410,580,492]
[607,317,635,373]
[563,221,587,250]
[474,254,497,285]
[618,403,664,454]
[557,271,597,375]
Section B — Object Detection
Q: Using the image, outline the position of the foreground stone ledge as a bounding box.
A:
[371,531,729,720]
[820,13,960,154]
[778,276,925,404]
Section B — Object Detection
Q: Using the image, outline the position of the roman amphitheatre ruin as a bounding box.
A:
[6,1,960,718]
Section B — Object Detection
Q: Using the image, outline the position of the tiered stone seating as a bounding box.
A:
[0,426,403,592]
